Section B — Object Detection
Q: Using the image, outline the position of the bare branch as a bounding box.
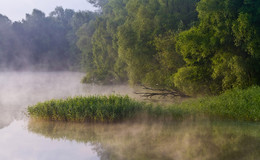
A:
[134,85,189,98]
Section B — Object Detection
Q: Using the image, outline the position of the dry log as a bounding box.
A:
[134,85,189,98]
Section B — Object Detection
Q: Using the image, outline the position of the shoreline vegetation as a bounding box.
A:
[1,0,259,124]
[1,0,259,97]
[28,86,260,122]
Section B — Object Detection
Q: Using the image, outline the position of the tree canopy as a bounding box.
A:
[0,0,259,95]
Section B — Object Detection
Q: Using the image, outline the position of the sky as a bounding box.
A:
[0,0,97,22]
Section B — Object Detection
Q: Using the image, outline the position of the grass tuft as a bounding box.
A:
[28,95,145,122]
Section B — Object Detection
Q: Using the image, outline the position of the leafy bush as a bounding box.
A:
[173,66,210,96]
[169,86,260,122]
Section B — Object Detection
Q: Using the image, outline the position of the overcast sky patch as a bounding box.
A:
[0,0,96,21]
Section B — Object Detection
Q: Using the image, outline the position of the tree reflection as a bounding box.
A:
[28,120,260,160]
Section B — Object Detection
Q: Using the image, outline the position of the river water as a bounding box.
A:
[0,72,259,160]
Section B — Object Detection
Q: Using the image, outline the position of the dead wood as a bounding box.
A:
[134,85,189,98]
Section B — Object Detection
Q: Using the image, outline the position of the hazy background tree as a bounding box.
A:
[1,7,88,71]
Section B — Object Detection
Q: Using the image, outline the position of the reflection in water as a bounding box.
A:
[28,120,260,160]
[1,72,260,160]
[0,120,99,160]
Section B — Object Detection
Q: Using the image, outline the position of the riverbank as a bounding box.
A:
[28,86,260,122]
[167,86,260,122]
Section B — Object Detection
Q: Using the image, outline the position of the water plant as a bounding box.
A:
[28,95,145,122]
[28,86,260,122]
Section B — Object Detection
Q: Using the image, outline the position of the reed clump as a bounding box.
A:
[28,95,145,122]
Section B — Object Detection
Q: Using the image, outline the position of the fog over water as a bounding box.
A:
[0,72,134,128]
[0,72,259,160]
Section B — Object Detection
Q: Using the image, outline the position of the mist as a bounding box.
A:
[26,119,260,160]
[0,7,98,72]
[0,0,259,159]
[0,71,259,160]
[0,71,134,129]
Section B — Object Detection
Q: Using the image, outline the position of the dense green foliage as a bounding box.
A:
[28,87,260,122]
[78,0,260,95]
[1,0,259,95]
[28,95,145,122]
[79,0,198,85]
[167,86,260,122]
[175,0,260,95]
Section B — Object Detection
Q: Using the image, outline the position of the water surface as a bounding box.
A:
[0,72,259,160]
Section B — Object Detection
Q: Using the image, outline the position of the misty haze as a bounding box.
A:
[0,0,260,160]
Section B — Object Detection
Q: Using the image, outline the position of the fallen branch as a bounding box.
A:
[134,85,189,98]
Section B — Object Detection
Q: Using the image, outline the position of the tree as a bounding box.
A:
[0,14,14,68]
[175,0,260,95]
[117,0,198,86]
[87,0,108,8]
[79,0,128,84]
